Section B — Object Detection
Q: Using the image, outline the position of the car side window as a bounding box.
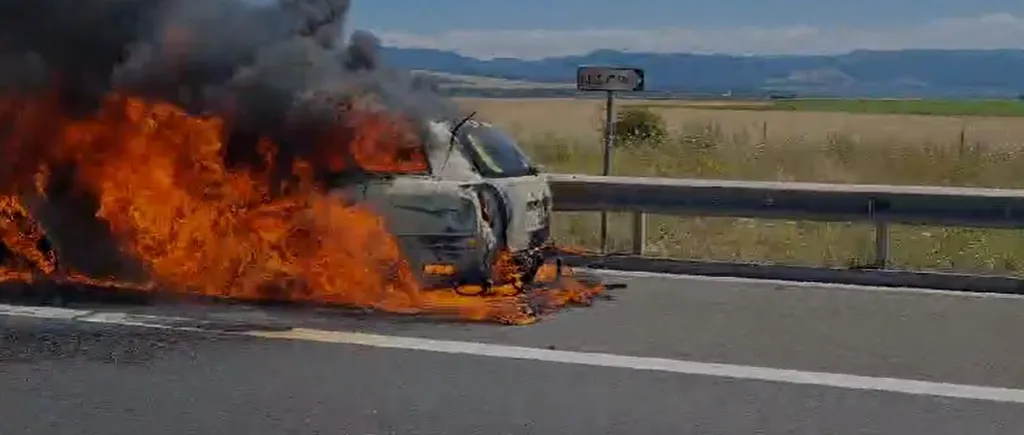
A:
[463,133,507,175]
[458,125,534,178]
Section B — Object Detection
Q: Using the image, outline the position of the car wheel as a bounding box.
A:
[477,184,509,250]
[513,250,545,287]
[453,255,494,296]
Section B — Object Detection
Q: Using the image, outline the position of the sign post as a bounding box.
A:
[576,65,645,253]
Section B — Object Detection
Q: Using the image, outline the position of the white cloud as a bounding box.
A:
[371,13,1024,59]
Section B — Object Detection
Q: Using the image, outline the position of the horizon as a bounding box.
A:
[380,45,1024,61]
[350,1,1024,60]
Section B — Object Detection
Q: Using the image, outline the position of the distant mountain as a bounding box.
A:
[381,47,1024,99]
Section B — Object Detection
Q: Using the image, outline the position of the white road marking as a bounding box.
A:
[589,268,1024,300]
[0,304,92,320]
[3,303,1024,404]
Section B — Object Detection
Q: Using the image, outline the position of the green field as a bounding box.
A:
[516,123,1024,276]
[644,98,1024,117]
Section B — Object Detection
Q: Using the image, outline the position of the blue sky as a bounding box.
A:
[348,0,1024,59]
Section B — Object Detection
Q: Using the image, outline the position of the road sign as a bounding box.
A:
[575,65,646,252]
[576,66,645,92]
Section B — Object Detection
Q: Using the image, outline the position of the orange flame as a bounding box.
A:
[0,194,55,277]
[0,90,603,324]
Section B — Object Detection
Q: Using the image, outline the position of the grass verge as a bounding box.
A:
[519,125,1024,276]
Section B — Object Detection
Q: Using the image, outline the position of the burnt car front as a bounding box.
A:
[330,174,498,291]
[449,118,554,282]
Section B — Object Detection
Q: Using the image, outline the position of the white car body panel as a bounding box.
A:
[485,174,551,252]
[440,118,553,253]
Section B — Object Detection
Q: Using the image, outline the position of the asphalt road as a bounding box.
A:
[3,272,1024,434]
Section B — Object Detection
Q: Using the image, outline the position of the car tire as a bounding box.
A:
[453,250,494,296]
[513,250,545,287]
[478,183,509,251]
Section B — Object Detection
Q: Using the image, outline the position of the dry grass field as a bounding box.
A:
[455,97,1024,276]
[458,98,1024,148]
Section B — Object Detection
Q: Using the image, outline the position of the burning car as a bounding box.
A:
[3,100,552,300]
[0,0,603,325]
[327,113,554,294]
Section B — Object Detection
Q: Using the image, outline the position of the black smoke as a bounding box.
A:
[0,0,453,140]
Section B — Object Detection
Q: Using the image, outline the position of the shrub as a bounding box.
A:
[609,107,668,147]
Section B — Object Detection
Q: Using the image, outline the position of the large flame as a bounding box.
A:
[0,90,602,324]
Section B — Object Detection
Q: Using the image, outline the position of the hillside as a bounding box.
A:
[384,47,1024,99]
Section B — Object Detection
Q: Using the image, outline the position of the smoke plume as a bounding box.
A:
[0,0,454,149]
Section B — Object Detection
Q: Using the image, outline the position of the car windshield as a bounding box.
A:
[457,123,536,178]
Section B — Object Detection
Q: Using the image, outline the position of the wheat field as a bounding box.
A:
[453,97,1024,276]
[457,97,1024,148]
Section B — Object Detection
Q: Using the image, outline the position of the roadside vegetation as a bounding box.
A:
[514,106,1024,276]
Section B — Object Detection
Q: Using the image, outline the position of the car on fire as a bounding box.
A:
[327,113,554,293]
[8,108,552,296]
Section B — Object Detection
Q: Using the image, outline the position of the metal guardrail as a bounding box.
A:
[547,173,1024,269]
[556,252,1024,295]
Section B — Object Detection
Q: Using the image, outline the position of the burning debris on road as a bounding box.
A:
[0,0,604,325]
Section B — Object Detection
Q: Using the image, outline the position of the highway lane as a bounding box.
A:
[1,273,1024,434]
[80,271,1024,388]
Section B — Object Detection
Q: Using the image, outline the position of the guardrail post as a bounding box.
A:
[599,90,615,253]
[869,199,889,268]
[631,211,646,255]
[874,221,890,268]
